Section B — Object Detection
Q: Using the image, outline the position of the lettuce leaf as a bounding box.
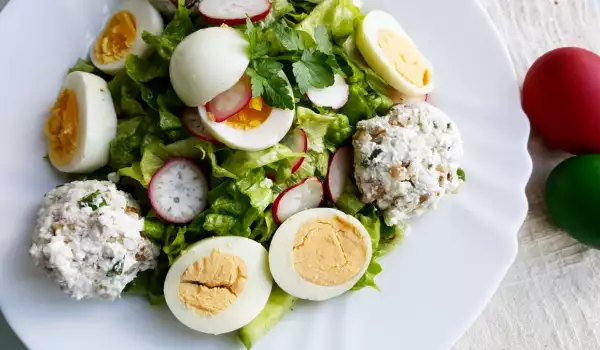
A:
[222,144,304,178]
[271,0,295,19]
[296,107,353,153]
[125,54,168,83]
[118,137,204,186]
[352,210,382,291]
[142,0,194,60]
[336,185,365,216]
[351,208,408,291]
[162,226,188,265]
[68,58,96,74]
[295,0,361,40]
[188,169,277,239]
[143,218,166,244]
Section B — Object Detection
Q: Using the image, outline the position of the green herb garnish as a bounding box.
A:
[78,190,108,211]
[457,168,466,182]
[107,259,124,277]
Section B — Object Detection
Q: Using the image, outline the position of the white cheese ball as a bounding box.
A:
[353,102,464,226]
[29,180,160,300]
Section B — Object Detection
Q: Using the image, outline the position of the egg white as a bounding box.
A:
[164,236,273,335]
[356,10,434,96]
[198,72,295,151]
[90,0,164,75]
[49,71,117,173]
[268,208,373,301]
[170,27,250,107]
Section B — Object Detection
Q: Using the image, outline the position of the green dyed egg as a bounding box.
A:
[546,154,600,249]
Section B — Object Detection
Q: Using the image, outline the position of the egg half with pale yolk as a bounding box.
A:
[356,10,434,97]
[163,236,273,335]
[90,0,164,75]
[170,26,295,151]
[45,71,117,173]
[268,208,373,301]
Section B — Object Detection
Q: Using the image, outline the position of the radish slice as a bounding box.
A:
[326,146,354,203]
[205,75,252,123]
[181,108,219,143]
[198,0,272,25]
[273,177,324,224]
[281,128,308,173]
[148,158,208,224]
[306,74,349,109]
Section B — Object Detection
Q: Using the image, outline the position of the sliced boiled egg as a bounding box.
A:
[164,236,273,335]
[170,26,250,107]
[198,72,295,151]
[45,71,117,173]
[90,0,164,75]
[356,10,434,97]
[269,208,373,301]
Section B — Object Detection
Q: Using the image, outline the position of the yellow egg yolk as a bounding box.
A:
[178,250,247,317]
[94,11,137,64]
[292,215,368,286]
[378,29,430,88]
[45,89,79,166]
[224,97,272,130]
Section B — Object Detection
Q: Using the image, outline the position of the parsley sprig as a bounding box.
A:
[244,18,339,109]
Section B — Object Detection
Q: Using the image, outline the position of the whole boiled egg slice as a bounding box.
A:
[170,26,250,107]
[164,236,273,335]
[45,71,117,173]
[356,10,434,97]
[90,0,164,75]
[198,72,295,151]
[269,208,373,301]
[170,26,294,150]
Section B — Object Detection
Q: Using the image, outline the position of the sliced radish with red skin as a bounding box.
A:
[197,0,272,25]
[148,158,208,224]
[181,108,219,143]
[326,146,354,203]
[281,128,308,173]
[306,74,349,109]
[205,75,252,123]
[273,177,324,224]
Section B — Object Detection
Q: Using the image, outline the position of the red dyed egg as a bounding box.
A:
[522,47,600,154]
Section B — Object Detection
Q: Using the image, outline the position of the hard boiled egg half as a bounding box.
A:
[90,0,164,75]
[170,26,295,151]
[356,10,434,97]
[269,208,373,301]
[45,71,117,173]
[164,236,273,335]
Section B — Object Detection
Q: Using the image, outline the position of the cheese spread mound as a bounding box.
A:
[353,102,464,225]
[29,180,159,300]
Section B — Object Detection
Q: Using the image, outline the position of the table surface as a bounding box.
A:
[2,0,600,349]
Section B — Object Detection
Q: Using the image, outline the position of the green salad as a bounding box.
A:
[80,0,402,298]
[37,0,460,347]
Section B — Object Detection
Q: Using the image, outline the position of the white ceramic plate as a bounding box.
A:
[0,0,532,349]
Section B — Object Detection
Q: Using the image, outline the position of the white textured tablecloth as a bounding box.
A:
[455,1,600,349]
[1,1,600,349]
